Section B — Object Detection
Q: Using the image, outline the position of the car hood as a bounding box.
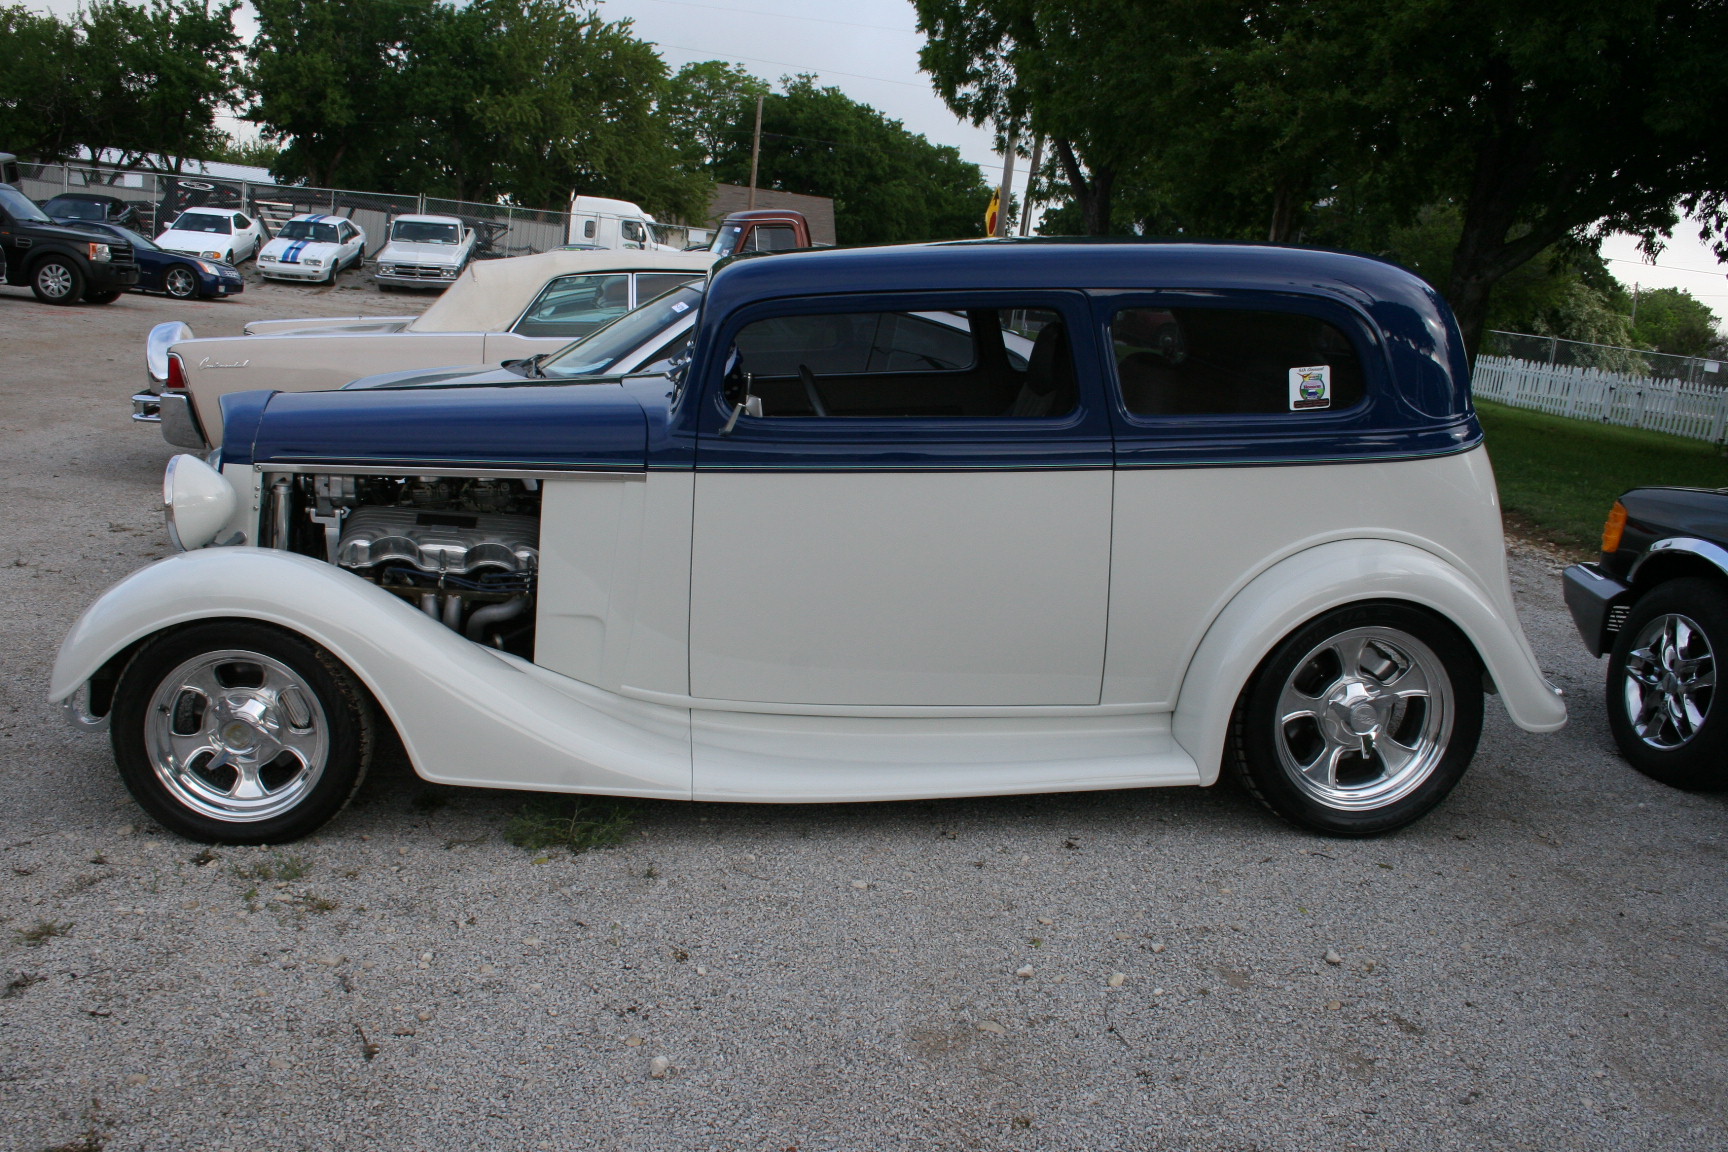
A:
[262,237,341,262]
[343,363,504,390]
[221,381,650,472]
[379,241,467,262]
[157,229,232,251]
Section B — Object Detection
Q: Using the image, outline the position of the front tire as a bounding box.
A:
[109,622,375,843]
[164,266,198,298]
[1606,578,1727,789]
[31,257,84,304]
[1230,602,1484,835]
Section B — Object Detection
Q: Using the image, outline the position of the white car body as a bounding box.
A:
[256,213,366,283]
[372,214,475,288]
[156,207,266,264]
[138,248,716,447]
[64,242,1567,843]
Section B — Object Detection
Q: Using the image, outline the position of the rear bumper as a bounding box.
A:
[130,390,160,422]
[1563,562,1634,657]
[157,391,209,449]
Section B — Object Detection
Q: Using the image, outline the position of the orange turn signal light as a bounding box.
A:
[1601,501,1627,553]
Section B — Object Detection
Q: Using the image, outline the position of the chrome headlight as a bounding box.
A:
[201,249,223,259]
[304,257,324,267]
[163,454,238,551]
[194,260,218,274]
[87,242,111,262]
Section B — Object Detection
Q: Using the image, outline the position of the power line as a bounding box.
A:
[654,41,930,89]
[619,0,920,35]
[1607,255,1728,279]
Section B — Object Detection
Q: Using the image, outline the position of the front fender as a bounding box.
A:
[52,549,690,799]
[1171,539,1567,785]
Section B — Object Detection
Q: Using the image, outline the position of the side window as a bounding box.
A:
[729,306,1074,419]
[514,273,632,338]
[1111,306,1364,416]
[582,219,597,239]
[636,272,699,305]
[622,220,646,244]
[233,214,248,230]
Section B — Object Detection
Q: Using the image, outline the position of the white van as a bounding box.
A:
[565,195,679,251]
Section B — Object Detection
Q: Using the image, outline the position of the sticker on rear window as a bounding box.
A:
[671,301,689,313]
[1288,364,1331,410]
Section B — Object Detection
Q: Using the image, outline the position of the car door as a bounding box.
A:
[687,292,1115,708]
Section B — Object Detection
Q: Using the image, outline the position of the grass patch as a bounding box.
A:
[1477,400,1728,549]
[505,797,635,855]
[15,920,71,947]
[232,852,307,882]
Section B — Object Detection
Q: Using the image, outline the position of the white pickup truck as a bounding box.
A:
[372,214,476,289]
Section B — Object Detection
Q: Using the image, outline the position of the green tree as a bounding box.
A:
[0,6,81,162]
[665,60,770,172]
[711,75,992,244]
[77,0,243,170]
[918,0,1728,355]
[246,0,428,188]
[1631,288,1725,359]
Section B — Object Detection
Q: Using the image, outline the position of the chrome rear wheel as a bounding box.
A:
[1232,602,1483,835]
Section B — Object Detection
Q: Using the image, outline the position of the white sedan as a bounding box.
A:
[156,207,267,264]
[257,214,367,283]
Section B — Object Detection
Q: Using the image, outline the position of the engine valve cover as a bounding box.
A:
[336,506,539,574]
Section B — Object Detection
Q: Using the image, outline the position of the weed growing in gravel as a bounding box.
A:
[232,852,307,882]
[300,895,338,913]
[2,972,43,998]
[505,797,635,855]
[15,920,71,946]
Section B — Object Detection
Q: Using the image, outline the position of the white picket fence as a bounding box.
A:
[1472,355,1728,445]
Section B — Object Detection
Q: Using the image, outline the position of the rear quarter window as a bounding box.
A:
[1112,306,1364,417]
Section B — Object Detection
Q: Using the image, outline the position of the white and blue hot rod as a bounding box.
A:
[53,241,1566,842]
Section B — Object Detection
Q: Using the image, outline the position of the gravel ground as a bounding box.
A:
[0,279,1725,1152]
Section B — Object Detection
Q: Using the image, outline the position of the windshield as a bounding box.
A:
[0,186,51,223]
[710,223,745,258]
[277,220,339,243]
[49,197,104,220]
[112,225,157,252]
[392,220,461,244]
[169,211,231,235]
[541,283,704,379]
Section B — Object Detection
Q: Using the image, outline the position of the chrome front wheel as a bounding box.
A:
[112,623,374,843]
[1607,579,1727,789]
[164,266,198,298]
[143,649,330,823]
[1232,603,1483,835]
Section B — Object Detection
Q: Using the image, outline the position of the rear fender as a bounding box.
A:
[1172,539,1566,785]
[51,549,690,799]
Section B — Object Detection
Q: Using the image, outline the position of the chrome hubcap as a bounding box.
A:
[1274,627,1453,810]
[39,265,73,298]
[1622,613,1714,749]
[143,650,327,822]
[167,269,194,295]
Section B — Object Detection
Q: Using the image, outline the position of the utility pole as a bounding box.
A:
[747,94,764,210]
[993,121,1019,238]
[1631,281,1641,326]
[1017,135,1043,236]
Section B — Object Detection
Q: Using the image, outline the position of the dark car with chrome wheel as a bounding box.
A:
[1564,488,1728,789]
[73,220,242,300]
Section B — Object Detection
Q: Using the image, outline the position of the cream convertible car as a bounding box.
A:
[60,241,1566,844]
[131,248,715,449]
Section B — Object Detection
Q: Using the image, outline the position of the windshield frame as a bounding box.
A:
[391,220,462,245]
[539,282,706,380]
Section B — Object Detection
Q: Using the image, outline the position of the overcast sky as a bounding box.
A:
[27,0,1728,310]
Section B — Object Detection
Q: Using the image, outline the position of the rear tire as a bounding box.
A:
[1229,601,1484,835]
[109,622,375,844]
[31,256,84,304]
[1605,578,1728,789]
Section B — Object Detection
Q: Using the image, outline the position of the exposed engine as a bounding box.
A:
[268,473,542,657]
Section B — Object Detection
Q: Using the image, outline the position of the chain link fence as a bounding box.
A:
[1482,329,1726,385]
[12,160,700,261]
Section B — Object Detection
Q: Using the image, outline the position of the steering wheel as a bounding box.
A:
[798,363,829,417]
